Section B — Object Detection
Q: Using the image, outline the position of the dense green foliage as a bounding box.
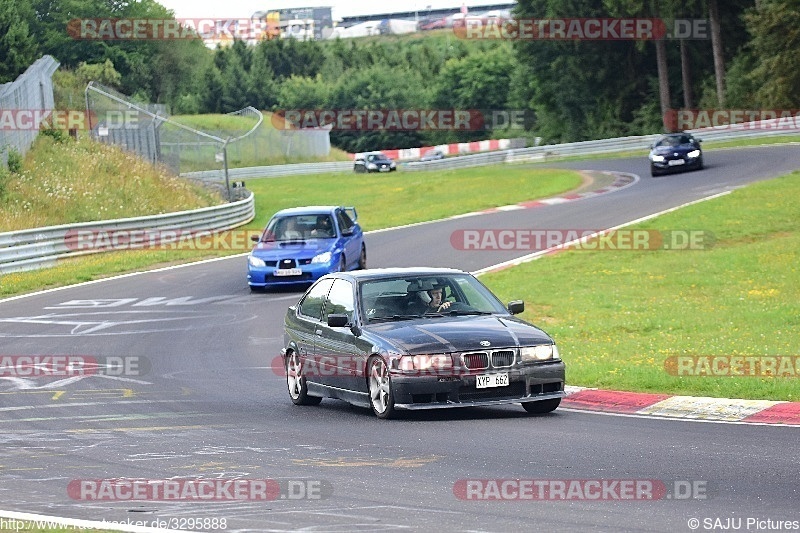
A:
[4,0,799,150]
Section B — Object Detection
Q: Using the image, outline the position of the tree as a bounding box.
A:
[0,0,38,82]
[744,0,800,107]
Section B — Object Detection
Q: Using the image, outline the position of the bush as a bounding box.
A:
[39,127,71,144]
[6,148,23,174]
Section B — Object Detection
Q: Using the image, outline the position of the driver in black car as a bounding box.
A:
[407,280,452,314]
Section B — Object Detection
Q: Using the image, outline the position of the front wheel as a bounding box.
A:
[286,352,322,406]
[368,357,395,419]
[522,398,561,414]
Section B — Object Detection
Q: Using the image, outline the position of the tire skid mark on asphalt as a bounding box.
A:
[291,455,444,468]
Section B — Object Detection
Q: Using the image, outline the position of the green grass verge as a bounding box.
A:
[482,171,800,401]
[0,165,582,297]
[167,112,353,171]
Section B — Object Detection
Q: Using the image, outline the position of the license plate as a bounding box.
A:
[475,373,509,389]
[274,268,302,277]
[668,159,686,166]
[379,167,390,172]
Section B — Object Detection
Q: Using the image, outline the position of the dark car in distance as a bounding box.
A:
[353,152,397,173]
[282,268,565,419]
[648,133,704,176]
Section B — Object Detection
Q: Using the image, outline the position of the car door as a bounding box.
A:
[336,209,362,270]
[316,278,362,390]
[295,278,334,384]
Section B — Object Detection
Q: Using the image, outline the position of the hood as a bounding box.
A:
[251,239,333,259]
[366,315,552,355]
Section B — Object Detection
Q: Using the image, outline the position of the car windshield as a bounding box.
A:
[656,135,693,147]
[262,214,334,241]
[360,274,508,322]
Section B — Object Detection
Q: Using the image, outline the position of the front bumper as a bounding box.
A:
[247,262,334,287]
[390,361,565,410]
[651,155,702,171]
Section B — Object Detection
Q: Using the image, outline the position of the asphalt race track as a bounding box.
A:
[1,144,798,532]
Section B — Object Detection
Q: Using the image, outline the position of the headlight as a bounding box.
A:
[687,149,701,158]
[397,354,452,373]
[367,163,377,170]
[650,155,665,163]
[248,255,265,267]
[311,251,332,264]
[520,344,558,361]
[390,162,396,168]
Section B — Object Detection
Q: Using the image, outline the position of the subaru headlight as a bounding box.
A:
[687,149,701,158]
[311,251,332,264]
[367,163,377,170]
[248,255,265,267]
[650,155,665,163]
[520,344,559,361]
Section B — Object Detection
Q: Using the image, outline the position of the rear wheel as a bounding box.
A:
[368,357,395,419]
[522,398,561,414]
[358,244,367,269]
[286,352,322,406]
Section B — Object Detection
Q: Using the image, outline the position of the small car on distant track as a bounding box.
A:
[353,152,397,173]
[648,133,704,177]
[247,206,366,290]
[420,149,445,162]
[281,267,565,419]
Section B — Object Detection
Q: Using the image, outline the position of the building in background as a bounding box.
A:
[251,7,334,41]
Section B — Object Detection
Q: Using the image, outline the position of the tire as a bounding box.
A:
[367,356,396,419]
[696,157,704,170]
[338,255,347,272]
[358,244,367,270]
[286,352,322,406]
[650,165,661,177]
[522,398,561,414]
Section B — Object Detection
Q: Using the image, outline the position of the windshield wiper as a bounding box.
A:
[369,314,424,322]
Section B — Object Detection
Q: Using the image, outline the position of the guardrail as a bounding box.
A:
[0,193,255,274]
[181,120,799,179]
[182,161,353,181]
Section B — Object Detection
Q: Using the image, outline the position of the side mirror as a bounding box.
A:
[341,227,354,236]
[507,300,524,315]
[327,314,349,328]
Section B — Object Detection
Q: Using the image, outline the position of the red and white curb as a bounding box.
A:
[563,386,800,426]
[369,171,638,234]
[473,171,638,215]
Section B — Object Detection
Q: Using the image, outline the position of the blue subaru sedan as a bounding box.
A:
[247,206,366,290]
